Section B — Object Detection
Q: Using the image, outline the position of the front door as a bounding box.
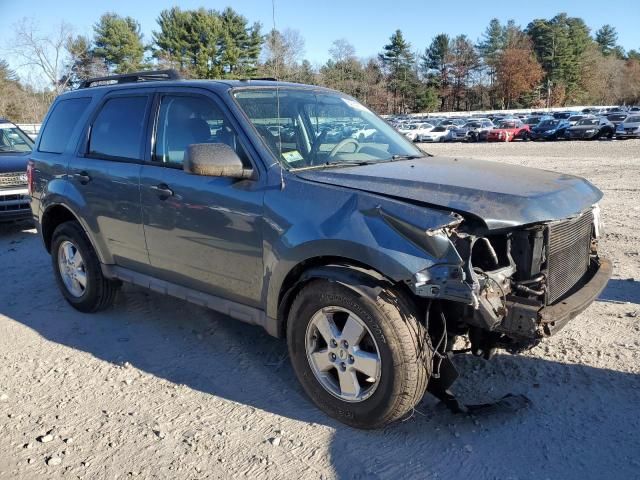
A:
[140,90,264,307]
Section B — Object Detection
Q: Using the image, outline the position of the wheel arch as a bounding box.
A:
[275,256,415,339]
[41,204,107,264]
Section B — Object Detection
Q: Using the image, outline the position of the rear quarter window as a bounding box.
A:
[38,97,92,154]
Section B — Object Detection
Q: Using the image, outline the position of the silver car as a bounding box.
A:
[615,115,640,139]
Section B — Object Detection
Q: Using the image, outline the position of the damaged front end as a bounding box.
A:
[406,205,611,357]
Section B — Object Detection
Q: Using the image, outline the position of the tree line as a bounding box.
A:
[1,8,639,122]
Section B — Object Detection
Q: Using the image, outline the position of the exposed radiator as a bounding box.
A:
[547,210,593,304]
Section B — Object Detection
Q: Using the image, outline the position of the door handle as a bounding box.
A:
[75,171,91,185]
[150,183,173,199]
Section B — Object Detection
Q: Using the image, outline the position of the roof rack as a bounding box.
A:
[239,77,278,82]
[78,69,182,89]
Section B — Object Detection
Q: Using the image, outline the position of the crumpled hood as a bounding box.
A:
[296,156,603,230]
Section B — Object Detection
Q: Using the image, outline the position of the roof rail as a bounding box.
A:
[239,77,278,82]
[78,69,182,89]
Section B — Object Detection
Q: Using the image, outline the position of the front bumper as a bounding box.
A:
[539,257,612,336]
[616,131,640,138]
[0,188,31,222]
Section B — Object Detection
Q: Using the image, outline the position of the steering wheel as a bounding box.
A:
[328,138,360,159]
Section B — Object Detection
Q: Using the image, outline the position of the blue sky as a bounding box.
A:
[1,0,639,70]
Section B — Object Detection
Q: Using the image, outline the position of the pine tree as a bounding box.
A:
[422,34,451,109]
[596,25,619,57]
[379,30,416,113]
[93,13,145,73]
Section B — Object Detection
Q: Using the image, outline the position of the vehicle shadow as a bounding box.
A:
[1,245,638,479]
[599,278,640,304]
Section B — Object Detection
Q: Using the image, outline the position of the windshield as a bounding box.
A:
[538,120,558,128]
[0,124,34,154]
[568,116,584,122]
[577,119,598,126]
[497,121,518,128]
[233,88,422,169]
[626,116,640,123]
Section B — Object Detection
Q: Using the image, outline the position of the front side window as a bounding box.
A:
[0,124,33,154]
[39,97,91,154]
[154,95,249,167]
[233,88,421,169]
[89,96,148,160]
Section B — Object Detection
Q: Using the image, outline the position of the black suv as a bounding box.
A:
[29,71,611,428]
[0,119,33,221]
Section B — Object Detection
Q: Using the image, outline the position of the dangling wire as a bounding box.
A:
[272,0,285,190]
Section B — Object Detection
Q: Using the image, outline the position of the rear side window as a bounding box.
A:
[38,97,91,154]
[89,96,148,161]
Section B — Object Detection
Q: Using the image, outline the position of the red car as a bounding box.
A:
[487,119,531,142]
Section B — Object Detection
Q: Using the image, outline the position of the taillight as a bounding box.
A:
[27,160,34,196]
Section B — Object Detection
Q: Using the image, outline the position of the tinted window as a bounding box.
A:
[38,97,91,154]
[89,96,148,160]
[154,95,250,167]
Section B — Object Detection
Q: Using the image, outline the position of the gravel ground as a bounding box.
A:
[1,139,639,479]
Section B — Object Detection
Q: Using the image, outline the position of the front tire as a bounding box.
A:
[287,279,432,429]
[51,221,120,312]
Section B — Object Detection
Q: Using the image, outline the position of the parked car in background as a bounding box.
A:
[567,115,588,126]
[0,118,34,222]
[615,115,640,139]
[553,111,575,120]
[523,116,543,128]
[606,113,628,128]
[530,119,571,141]
[29,70,611,429]
[417,125,455,142]
[487,119,531,142]
[399,122,434,142]
[438,118,466,128]
[452,120,494,142]
[566,117,615,140]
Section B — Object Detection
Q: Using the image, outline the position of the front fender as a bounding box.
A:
[262,175,464,320]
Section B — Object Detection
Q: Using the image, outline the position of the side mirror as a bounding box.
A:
[183,143,252,179]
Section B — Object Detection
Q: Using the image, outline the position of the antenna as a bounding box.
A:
[272,0,285,190]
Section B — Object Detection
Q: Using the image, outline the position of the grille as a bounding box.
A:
[0,193,30,211]
[0,172,27,187]
[547,210,593,303]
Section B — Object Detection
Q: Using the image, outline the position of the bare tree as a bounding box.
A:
[261,28,305,80]
[329,39,356,63]
[10,18,74,94]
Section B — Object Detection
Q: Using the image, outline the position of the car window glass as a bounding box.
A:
[155,95,250,168]
[0,125,33,153]
[89,96,148,160]
[38,97,91,154]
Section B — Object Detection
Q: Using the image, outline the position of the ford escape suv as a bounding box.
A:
[29,70,611,429]
[0,118,33,221]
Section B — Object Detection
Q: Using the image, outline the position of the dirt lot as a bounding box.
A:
[1,140,639,479]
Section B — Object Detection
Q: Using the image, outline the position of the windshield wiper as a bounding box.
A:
[291,159,388,172]
[391,153,430,160]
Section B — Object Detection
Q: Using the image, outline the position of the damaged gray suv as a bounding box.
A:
[29,71,611,429]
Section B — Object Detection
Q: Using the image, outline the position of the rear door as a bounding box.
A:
[69,89,154,271]
[139,88,264,306]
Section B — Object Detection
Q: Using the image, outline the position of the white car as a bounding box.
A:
[400,122,434,142]
[417,125,455,142]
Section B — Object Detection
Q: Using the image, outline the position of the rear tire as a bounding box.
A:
[287,279,432,429]
[51,221,120,313]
